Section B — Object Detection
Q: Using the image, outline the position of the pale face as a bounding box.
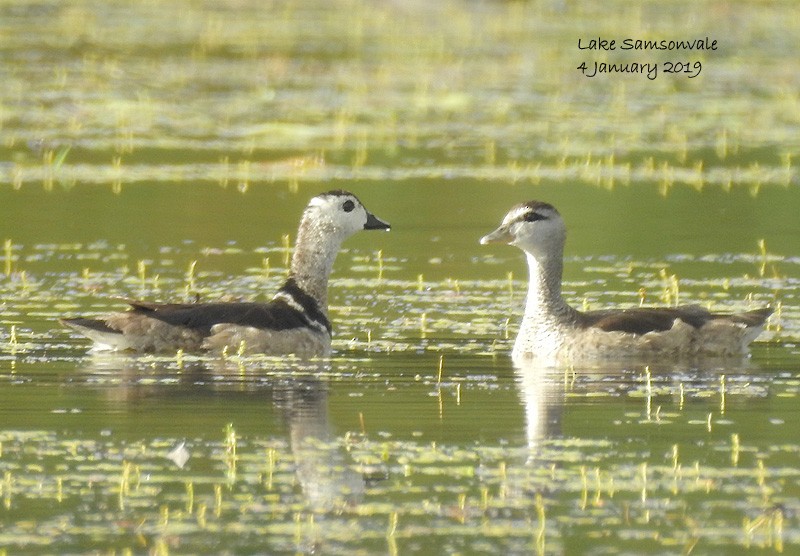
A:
[480,201,566,259]
[304,190,390,240]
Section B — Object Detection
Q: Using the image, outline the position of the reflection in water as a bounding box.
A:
[514,362,564,459]
[513,355,765,461]
[75,354,364,511]
[272,373,365,511]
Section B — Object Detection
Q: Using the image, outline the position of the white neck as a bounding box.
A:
[514,249,576,358]
[288,220,343,315]
[523,251,571,319]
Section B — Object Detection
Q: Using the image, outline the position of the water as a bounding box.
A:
[2,0,800,553]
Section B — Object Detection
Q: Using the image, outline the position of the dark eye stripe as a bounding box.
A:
[343,200,355,212]
[523,210,547,222]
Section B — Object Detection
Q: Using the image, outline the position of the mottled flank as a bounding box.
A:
[203,324,331,356]
[482,201,772,363]
[61,191,389,355]
[514,307,772,363]
[61,298,331,354]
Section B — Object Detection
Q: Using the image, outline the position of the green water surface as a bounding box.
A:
[1,1,800,554]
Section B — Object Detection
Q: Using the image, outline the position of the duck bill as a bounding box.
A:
[364,212,391,231]
[480,225,513,245]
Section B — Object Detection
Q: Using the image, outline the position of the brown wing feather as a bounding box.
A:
[124,299,197,312]
[582,309,691,335]
[580,305,771,336]
[718,307,773,327]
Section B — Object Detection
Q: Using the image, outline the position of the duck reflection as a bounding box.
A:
[514,362,565,460]
[271,372,365,510]
[513,355,766,462]
[75,354,364,512]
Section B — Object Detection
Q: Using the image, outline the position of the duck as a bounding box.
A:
[61,190,390,355]
[480,200,772,362]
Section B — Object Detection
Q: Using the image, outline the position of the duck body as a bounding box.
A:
[481,201,772,363]
[62,190,390,355]
[513,302,772,362]
[63,279,332,355]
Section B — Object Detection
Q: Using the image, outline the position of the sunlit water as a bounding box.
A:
[2,0,800,554]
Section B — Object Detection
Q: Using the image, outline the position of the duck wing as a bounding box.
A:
[581,305,771,335]
[122,300,308,334]
[122,297,331,335]
[719,307,773,327]
[119,278,332,335]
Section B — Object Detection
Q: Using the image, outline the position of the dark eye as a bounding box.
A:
[342,200,355,212]
[523,210,546,222]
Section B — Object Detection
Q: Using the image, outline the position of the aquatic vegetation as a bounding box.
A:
[0,1,796,194]
[0,366,798,554]
[0,0,799,552]
[2,240,13,278]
